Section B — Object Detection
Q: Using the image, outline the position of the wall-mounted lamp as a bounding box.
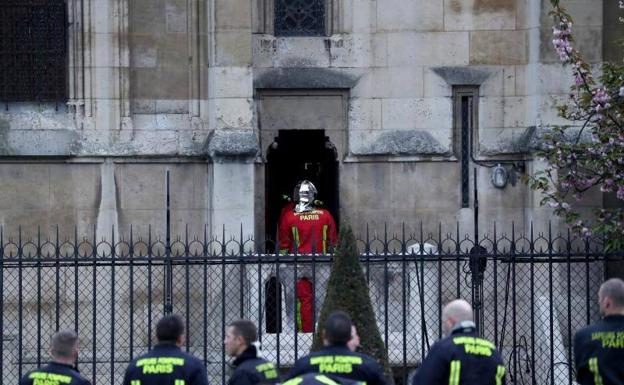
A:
[491,164,508,188]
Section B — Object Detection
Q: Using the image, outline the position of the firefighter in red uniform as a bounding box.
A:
[278,180,337,333]
[278,180,337,255]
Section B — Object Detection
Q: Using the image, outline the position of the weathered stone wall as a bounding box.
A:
[0,162,211,240]
[0,2,619,384]
[0,0,615,236]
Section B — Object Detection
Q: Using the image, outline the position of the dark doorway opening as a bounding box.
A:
[265,130,339,252]
[265,276,282,333]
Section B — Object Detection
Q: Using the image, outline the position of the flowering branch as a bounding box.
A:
[527,0,624,250]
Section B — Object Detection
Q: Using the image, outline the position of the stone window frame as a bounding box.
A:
[64,0,133,119]
[452,86,480,209]
[0,0,100,114]
[253,0,342,36]
[67,0,205,120]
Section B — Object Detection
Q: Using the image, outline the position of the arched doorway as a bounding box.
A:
[265,129,339,252]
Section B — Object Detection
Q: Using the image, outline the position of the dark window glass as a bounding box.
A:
[0,0,67,102]
[275,0,325,37]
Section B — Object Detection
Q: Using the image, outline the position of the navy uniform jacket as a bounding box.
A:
[286,344,387,385]
[122,342,208,385]
[412,323,506,385]
[19,362,91,385]
[574,314,624,385]
[228,345,278,385]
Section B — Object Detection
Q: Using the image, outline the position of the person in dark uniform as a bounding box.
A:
[19,330,91,385]
[286,311,387,385]
[282,373,364,385]
[224,319,278,385]
[574,278,624,385]
[122,314,208,385]
[412,299,506,385]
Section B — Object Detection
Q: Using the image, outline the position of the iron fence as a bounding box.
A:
[0,224,621,385]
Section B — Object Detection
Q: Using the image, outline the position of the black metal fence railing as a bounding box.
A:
[1,224,621,385]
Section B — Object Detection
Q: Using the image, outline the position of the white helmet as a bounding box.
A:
[294,180,317,213]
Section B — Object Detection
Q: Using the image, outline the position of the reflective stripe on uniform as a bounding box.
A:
[292,227,300,250]
[296,299,303,331]
[448,360,461,385]
[131,381,141,385]
[495,365,505,385]
[283,377,304,385]
[175,380,185,385]
[322,225,328,254]
[589,357,604,385]
[28,372,72,384]
[315,375,341,385]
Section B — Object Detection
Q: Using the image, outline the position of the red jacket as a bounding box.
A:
[278,208,337,254]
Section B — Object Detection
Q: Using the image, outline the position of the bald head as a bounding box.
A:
[598,278,624,316]
[442,299,474,334]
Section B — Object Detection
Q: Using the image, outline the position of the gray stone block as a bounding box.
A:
[444,0,516,31]
[470,30,527,65]
[49,164,101,210]
[527,125,592,151]
[206,129,259,158]
[253,68,358,89]
[479,126,536,155]
[431,66,495,85]
[352,130,450,156]
[387,32,469,66]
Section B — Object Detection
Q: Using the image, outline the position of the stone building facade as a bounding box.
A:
[0,0,622,383]
[0,0,620,242]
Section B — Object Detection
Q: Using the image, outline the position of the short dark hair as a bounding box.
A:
[324,311,352,345]
[51,330,78,359]
[600,278,624,307]
[156,314,185,343]
[228,320,258,346]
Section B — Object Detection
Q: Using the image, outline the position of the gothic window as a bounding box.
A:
[0,0,67,103]
[274,0,325,36]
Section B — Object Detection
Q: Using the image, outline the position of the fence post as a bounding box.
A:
[164,170,173,315]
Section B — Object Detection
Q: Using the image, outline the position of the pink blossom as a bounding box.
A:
[592,88,610,103]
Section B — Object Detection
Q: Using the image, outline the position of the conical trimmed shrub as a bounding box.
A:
[312,226,393,383]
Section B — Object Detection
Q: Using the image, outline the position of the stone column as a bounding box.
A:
[207,129,259,246]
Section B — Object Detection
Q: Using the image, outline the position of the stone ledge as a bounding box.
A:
[352,130,450,156]
[206,129,259,159]
[254,68,358,89]
[526,125,591,152]
[431,66,495,85]
[479,126,535,155]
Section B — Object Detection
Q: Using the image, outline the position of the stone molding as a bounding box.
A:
[431,66,495,86]
[253,68,358,89]
[352,130,450,157]
[206,129,259,160]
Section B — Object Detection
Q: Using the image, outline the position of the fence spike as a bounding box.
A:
[384,222,388,252]
[401,222,406,252]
